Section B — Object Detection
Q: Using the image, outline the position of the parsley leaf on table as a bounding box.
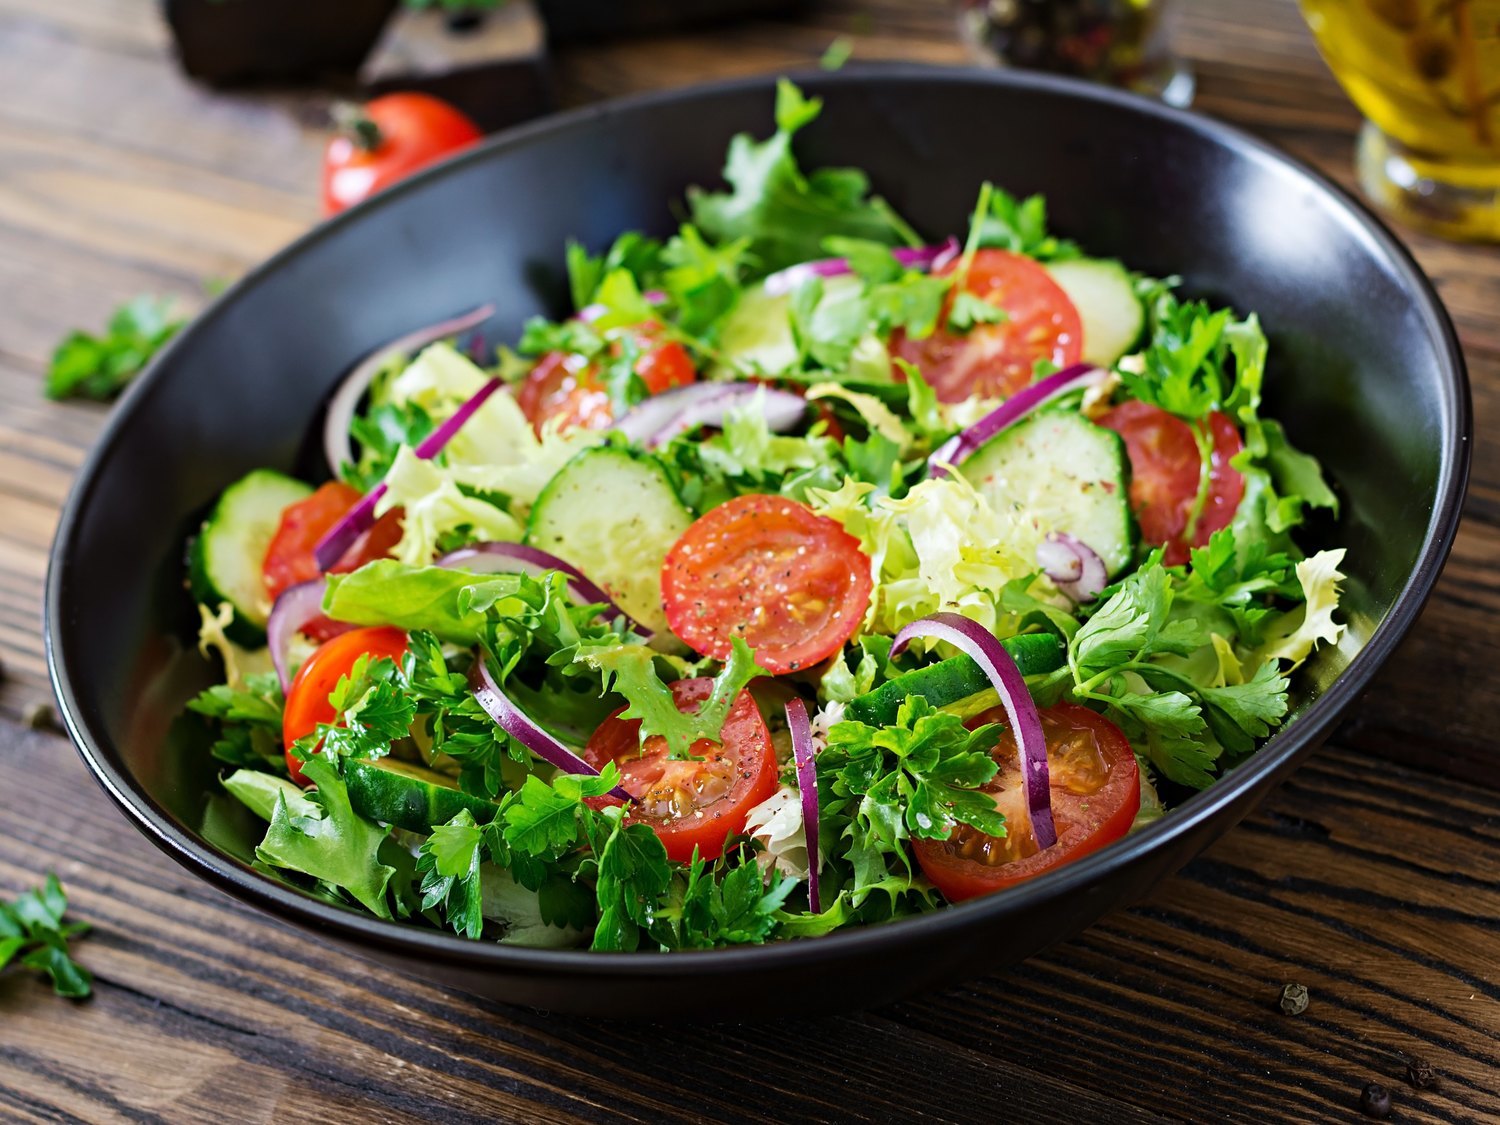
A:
[46,294,185,402]
[0,874,92,999]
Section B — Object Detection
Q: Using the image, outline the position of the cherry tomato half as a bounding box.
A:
[282,626,409,786]
[583,678,778,863]
[1098,401,1246,566]
[913,702,1140,902]
[517,327,696,436]
[891,248,1083,403]
[262,481,403,644]
[660,494,874,675]
[322,93,482,215]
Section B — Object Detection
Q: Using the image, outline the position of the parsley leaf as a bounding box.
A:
[187,671,286,772]
[660,224,748,337]
[345,399,436,490]
[566,232,664,309]
[575,636,769,759]
[688,79,918,276]
[416,809,486,939]
[256,755,396,918]
[1064,542,1304,787]
[517,316,604,359]
[587,809,673,952]
[313,655,416,762]
[817,696,1004,906]
[651,858,797,949]
[973,188,1080,261]
[0,874,91,998]
[946,289,1006,332]
[46,294,185,402]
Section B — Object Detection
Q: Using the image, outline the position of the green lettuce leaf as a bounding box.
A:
[688,79,918,276]
[256,756,396,918]
[574,636,769,760]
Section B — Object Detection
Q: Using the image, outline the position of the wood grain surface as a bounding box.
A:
[0,0,1497,1121]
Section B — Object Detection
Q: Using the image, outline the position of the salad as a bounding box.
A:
[186,82,1347,952]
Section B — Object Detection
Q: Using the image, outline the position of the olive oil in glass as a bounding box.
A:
[1301,0,1500,240]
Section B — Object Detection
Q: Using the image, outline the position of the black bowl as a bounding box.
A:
[46,68,1469,1019]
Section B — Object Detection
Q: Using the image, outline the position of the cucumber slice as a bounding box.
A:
[963,409,1135,578]
[844,633,1065,727]
[188,469,312,646]
[345,758,499,831]
[526,446,693,633]
[1047,259,1143,368]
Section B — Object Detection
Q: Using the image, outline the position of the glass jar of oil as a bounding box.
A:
[1301,0,1500,241]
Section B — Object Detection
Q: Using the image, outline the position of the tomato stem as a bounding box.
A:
[332,102,384,153]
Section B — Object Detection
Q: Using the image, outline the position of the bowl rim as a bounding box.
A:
[46,64,1472,979]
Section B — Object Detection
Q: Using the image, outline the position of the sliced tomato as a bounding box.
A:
[1098,401,1246,566]
[890,248,1082,403]
[263,481,404,643]
[660,494,873,675]
[517,326,696,436]
[282,626,409,786]
[913,702,1140,902]
[582,678,778,863]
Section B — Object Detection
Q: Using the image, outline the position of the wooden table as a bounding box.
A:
[1,1,1497,1120]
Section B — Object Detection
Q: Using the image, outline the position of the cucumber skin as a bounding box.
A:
[187,532,267,648]
[345,758,499,832]
[188,468,312,648]
[844,632,1065,728]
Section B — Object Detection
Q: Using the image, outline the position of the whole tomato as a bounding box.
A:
[322,93,482,215]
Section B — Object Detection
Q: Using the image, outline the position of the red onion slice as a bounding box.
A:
[1036,533,1107,603]
[761,238,962,297]
[613,382,807,448]
[469,657,632,801]
[266,578,331,692]
[928,364,1104,476]
[312,376,504,572]
[785,697,821,914]
[323,305,496,480]
[435,541,649,636]
[890,613,1057,851]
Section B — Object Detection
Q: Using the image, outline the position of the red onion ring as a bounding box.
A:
[761,238,962,297]
[785,697,821,914]
[435,542,649,636]
[890,613,1057,851]
[1036,532,1107,603]
[469,657,632,801]
[323,305,496,480]
[265,578,331,692]
[312,376,504,572]
[927,364,1104,476]
[613,382,807,448]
